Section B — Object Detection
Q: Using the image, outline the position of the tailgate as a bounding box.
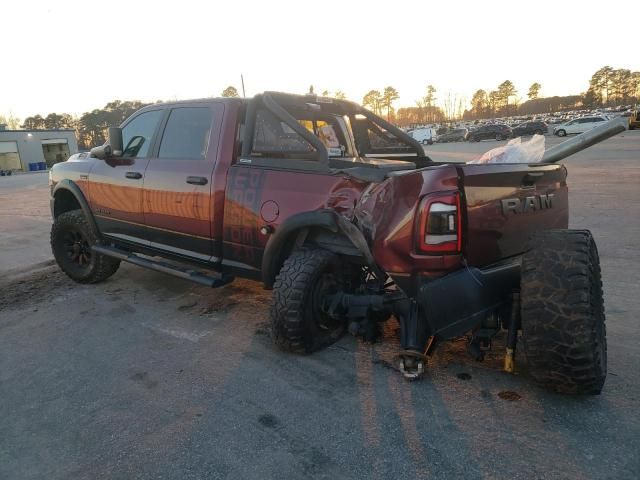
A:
[457,163,568,267]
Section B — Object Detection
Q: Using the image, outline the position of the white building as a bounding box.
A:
[0,128,78,172]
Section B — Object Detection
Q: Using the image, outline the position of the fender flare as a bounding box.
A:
[261,209,381,288]
[51,179,102,239]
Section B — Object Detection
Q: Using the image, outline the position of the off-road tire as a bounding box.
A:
[521,230,606,394]
[270,247,345,354]
[51,209,120,284]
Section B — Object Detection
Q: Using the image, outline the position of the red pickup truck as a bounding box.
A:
[49,92,607,393]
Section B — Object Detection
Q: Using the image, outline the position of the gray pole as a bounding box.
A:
[542,117,627,163]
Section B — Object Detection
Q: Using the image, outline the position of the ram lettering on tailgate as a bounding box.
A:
[501,194,554,215]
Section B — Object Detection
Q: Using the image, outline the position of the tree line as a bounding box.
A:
[3,67,638,148]
[8,87,242,150]
[387,65,639,125]
[16,101,153,150]
[465,66,639,121]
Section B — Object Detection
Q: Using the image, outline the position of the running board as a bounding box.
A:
[92,244,234,288]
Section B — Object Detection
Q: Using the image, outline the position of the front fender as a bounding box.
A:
[51,179,102,239]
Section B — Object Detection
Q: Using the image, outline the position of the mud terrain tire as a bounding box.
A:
[521,230,606,394]
[51,209,120,284]
[270,247,345,353]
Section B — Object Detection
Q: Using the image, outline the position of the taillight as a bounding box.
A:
[416,192,462,254]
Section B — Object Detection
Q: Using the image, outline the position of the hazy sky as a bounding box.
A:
[2,0,638,119]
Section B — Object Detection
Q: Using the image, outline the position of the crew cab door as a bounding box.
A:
[89,108,164,244]
[141,103,224,261]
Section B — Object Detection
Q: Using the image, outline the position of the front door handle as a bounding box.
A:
[186,176,208,185]
[125,171,142,180]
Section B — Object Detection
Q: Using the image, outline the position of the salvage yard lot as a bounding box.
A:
[1,132,639,479]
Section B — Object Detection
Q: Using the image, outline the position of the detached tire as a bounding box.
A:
[521,230,606,394]
[51,209,120,284]
[270,247,346,354]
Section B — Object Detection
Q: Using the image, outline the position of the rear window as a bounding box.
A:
[363,122,412,153]
[159,107,212,160]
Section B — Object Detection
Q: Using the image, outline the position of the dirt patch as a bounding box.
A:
[254,322,271,337]
[498,390,522,401]
[433,335,507,371]
[0,266,72,313]
[200,296,239,314]
[199,279,271,316]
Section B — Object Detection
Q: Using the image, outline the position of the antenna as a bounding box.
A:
[241,74,246,98]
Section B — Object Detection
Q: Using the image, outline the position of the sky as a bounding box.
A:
[1,0,638,120]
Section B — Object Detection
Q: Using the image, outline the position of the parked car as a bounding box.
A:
[49,91,607,392]
[553,116,609,136]
[467,123,512,141]
[437,128,468,143]
[408,127,437,145]
[512,121,548,137]
[629,105,639,130]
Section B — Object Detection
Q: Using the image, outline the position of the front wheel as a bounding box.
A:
[556,129,567,137]
[520,230,606,394]
[51,209,120,283]
[270,247,346,353]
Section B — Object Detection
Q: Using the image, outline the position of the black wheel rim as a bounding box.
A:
[62,229,92,267]
[310,268,342,331]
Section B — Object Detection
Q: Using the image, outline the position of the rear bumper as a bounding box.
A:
[416,258,521,340]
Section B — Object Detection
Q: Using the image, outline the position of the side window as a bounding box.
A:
[159,107,212,160]
[121,110,163,158]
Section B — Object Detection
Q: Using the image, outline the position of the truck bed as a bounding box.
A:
[354,162,568,285]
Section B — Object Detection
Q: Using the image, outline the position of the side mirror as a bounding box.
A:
[108,127,123,156]
[89,127,123,159]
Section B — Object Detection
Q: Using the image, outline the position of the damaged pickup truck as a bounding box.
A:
[49,92,622,394]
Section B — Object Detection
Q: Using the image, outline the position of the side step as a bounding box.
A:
[92,244,234,288]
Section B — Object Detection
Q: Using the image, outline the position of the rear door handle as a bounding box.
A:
[186,176,208,185]
[125,171,142,179]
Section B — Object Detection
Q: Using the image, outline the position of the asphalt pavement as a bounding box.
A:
[1,132,639,479]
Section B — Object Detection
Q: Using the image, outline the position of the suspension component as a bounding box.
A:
[398,350,426,380]
[504,292,520,373]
